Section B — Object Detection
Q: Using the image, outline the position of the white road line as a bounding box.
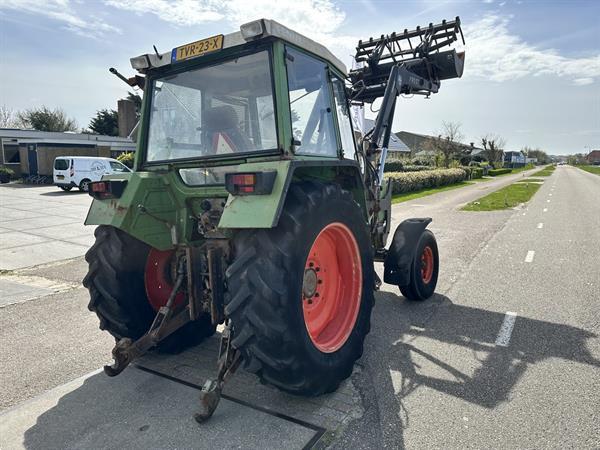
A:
[537,222,544,229]
[496,312,517,347]
[547,199,551,203]
[525,250,535,262]
[549,193,553,196]
[543,208,548,212]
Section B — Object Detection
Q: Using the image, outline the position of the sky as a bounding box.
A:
[0,0,598,155]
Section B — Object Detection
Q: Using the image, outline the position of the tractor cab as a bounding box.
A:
[132,19,356,176]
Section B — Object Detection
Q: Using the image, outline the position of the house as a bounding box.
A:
[0,129,135,177]
[504,151,526,168]
[586,150,600,165]
[396,130,485,162]
[358,119,411,157]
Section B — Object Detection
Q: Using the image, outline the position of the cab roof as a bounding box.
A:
[130,19,347,76]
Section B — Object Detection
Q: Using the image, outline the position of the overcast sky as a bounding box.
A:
[0,0,598,154]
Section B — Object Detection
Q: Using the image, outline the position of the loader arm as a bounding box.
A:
[348,17,465,249]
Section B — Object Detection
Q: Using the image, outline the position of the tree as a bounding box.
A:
[0,105,19,128]
[524,147,549,165]
[424,121,464,168]
[126,91,142,119]
[17,106,77,132]
[481,134,506,165]
[89,109,119,136]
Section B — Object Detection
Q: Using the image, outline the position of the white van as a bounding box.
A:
[53,156,131,192]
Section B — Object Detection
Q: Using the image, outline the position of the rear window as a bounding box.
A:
[54,159,69,170]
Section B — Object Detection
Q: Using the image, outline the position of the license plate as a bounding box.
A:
[57,175,64,180]
[171,35,224,62]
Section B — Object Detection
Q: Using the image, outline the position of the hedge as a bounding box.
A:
[471,167,484,179]
[488,168,512,176]
[386,168,467,194]
[384,160,433,173]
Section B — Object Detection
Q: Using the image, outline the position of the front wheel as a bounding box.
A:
[225,182,374,395]
[59,185,73,191]
[399,230,439,301]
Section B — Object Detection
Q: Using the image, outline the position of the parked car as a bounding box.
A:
[53,157,131,192]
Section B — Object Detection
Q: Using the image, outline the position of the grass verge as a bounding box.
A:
[392,181,473,204]
[462,181,541,211]
[516,178,545,183]
[577,165,600,175]
[531,165,555,177]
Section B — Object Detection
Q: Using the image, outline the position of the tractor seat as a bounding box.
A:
[201,105,253,154]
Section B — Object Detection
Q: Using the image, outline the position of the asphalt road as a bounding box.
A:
[334,165,600,448]
[1,166,598,448]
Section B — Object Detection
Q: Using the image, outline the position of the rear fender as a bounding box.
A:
[218,159,367,229]
[383,218,432,286]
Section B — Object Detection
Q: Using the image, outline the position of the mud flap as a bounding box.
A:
[383,218,432,286]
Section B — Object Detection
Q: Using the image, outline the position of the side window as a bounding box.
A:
[286,47,337,156]
[331,77,356,160]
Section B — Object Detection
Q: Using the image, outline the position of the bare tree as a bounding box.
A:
[425,121,464,167]
[481,134,506,165]
[0,105,19,128]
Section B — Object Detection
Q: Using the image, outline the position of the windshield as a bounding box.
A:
[146,51,277,162]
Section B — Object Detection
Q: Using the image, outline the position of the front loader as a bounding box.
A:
[83,17,465,421]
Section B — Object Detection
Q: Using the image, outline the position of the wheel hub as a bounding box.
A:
[302,268,319,298]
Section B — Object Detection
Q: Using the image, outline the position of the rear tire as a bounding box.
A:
[79,179,91,192]
[83,225,215,353]
[225,182,374,395]
[59,185,73,192]
[399,230,439,301]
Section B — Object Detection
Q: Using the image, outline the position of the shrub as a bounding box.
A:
[0,167,15,183]
[471,167,484,179]
[117,152,135,168]
[384,159,403,172]
[461,166,473,179]
[386,168,467,194]
[488,168,512,176]
[402,165,431,172]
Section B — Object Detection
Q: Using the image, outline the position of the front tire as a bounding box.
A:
[59,185,73,192]
[399,230,439,301]
[225,182,374,395]
[83,225,215,353]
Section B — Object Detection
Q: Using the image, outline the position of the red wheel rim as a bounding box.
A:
[421,246,434,284]
[302,222,362,353]
[144,249,185,311]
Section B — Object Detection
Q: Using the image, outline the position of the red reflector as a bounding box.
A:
[239,186,255,193]
[231,174,256,185]
[91,182,107,193]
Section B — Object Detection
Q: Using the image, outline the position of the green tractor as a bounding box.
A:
[83,18,465,421]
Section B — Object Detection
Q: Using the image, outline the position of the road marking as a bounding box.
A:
[537,223,544,229]
[496,312,517,347]
[543,208,548,212]
[547,199,551,203]
[549,193,552,196]
[525,250,535,262]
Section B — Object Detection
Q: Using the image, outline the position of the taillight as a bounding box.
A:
[88,180,127,199]
[225,171,276,196]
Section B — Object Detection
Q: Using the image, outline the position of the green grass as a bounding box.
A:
[462,181,542,211]
[392,181,473,204]
[511,163,535,173]
[516,178,545,183]
[531,165,556,177]
[578,165,600,175]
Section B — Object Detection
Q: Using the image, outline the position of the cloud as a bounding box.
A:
[465,14,600,85]
[0,0,120,38]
